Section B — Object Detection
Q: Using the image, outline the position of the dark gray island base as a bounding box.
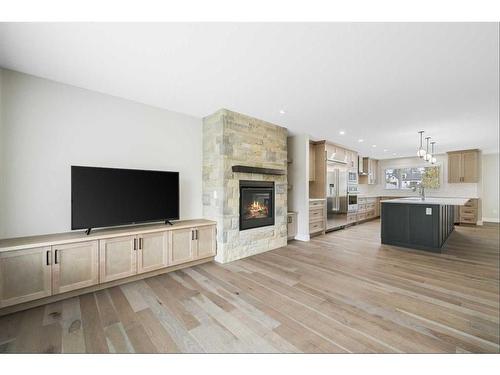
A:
[381,198,468,253]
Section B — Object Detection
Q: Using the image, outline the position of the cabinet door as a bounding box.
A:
[195,226,216,259]
[462,151,478,182]
[0,246,52,308]
[137,231,168,274]
[52,241,99,294]
[169,228,195,266]
[99,236,137,283]
[448,153,462,183]
[309,144,315,181]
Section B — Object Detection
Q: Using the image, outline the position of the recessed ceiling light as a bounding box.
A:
[383,149,388,152]
[358,139,364,143]
[372,145,377,148]
[279,109,285,115]
[339,131,345,135]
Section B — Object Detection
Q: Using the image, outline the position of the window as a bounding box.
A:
[385,166,440,190]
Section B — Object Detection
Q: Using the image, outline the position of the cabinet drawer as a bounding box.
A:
[309,221,325,233]
[463,199,478,208]
[357,213,367,221]
[309,208,324,222]
[347,214,357,223]
[358,203,367,211]
[460,207,477,216]
[309,200,325,209]
[460,216,477,224]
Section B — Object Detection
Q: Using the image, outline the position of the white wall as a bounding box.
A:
[0,69,203,238]
[287,135,310,241]
[358,154,481,198]
[481,153,499,222]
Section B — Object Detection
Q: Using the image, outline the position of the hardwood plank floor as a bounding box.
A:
[0,220,498,353]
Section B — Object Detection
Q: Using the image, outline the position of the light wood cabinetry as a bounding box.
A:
[309,199,326,235]
[52,241,99,294]
[287,212,298,240]
[356,197,380,222]
[0,246,52,308]
[459,198,479,225]
[194,226,217,259]
[447,149,479,183]
[309,142,316,181]
[0,220,216,314]
[137,231,169,274]
[169,228,195,265]
[309,141,326,198]
[99,235,137,283]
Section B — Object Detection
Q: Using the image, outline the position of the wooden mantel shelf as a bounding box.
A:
[232,165,286,175]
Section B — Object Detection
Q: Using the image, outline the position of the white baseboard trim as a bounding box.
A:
[294,234,310,242]
[482,217,500,223]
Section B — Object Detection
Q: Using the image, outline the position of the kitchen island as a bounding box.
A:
[381,197,469,252]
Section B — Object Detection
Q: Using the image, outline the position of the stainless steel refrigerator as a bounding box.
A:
[326,161,348,230]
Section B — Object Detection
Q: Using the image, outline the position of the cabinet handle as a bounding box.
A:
[134,238,137,251]
[196,229,199,240]
[54,250,59,264]
[46,250,51,266]
[192,230,195,240]
[139,237,143,249]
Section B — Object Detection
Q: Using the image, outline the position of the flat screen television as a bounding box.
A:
[71,166,179,232]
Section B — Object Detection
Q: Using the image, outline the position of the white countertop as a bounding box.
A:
[382,197,470,206]
[309,198,326,201]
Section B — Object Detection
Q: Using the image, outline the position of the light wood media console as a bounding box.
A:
[0,219,216,316]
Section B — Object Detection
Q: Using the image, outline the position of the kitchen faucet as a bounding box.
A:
[412,185,425,200]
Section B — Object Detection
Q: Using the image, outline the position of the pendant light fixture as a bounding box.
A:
[417,131,426,158]
[430,142,437,164]
[424,137,432,161]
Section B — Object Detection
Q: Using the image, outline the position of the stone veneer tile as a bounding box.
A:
[202,109,287,263]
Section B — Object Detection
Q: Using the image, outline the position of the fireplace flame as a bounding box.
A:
[246,200,269,218]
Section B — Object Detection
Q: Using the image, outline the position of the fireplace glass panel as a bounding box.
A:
[239,181,275,230]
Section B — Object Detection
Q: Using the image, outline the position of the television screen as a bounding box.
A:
[71,166,179,230]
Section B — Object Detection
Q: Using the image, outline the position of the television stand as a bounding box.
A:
[85,228,92,235]
[165,220,174,226]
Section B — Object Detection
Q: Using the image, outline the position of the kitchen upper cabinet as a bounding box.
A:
[447,149,479,183]
[137,231,169,274]
[309,142,316,181]
[52,241,99,294]
[0,246,52,308]
[99,235,137,283]
[326,143,347,163]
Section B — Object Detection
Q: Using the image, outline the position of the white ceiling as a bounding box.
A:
[0,23,498,158]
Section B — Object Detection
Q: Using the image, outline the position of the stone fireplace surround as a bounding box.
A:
[202,109,287,264]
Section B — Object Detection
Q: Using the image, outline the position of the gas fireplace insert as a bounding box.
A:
[239,180,275,230]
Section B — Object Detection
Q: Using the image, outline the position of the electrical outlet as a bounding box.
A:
[426,207,432,215]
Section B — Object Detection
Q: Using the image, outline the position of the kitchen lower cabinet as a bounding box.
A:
[99,235,137,283]
[0,246,52,308]
[52,241,99,294]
